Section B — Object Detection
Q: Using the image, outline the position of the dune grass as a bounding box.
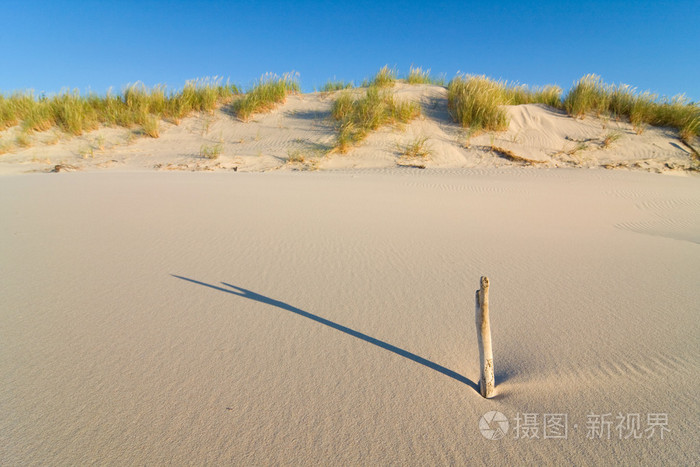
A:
[141,115,160,138]
[447,75,510,131]
[286,149,307,163]
[331,86,421,152]
[447,75,563,131]
[2,69,697,155]
[398,136,431,158]
[502,84,563,108]
[448,72,699,140]
[563,74,700,140]
[199,142,223,159]
[0,78,239,141]
[601,131,623,148]
[320,80,353,92]
[231,73,299,121]
[371,66,397,88]
[406,67,446,86]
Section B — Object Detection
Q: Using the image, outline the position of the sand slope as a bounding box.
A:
[1,83,697,174]
[1,169,698,464]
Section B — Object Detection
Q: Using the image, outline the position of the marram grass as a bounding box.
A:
[406,67,446,86]
[447,75,510,131]
[1,69,697,149]
[0,77,239,138]
[320,80,353,92]
[398,136,431,158]
[371,66,397,88]
[447,75,564,131]
[232,73,299,121]
[564,74,699,139]
[331,87,420,152]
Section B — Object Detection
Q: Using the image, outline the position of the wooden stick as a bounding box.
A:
[476,276,495,398]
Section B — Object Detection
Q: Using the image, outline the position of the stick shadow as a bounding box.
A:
[172,275,478,391]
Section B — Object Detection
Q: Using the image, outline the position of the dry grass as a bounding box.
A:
[447,75,565,132]
[601,131,622,148]
[490,145,544,165]
[503,84,563,108]
[331,87,421,153]
[199,142,223,159]
[0,78,239,144]
[286,149,306,163]
[232,73,299,121]
[141,115,160,138]
[371,66,397,88]
[320,80,353,92]
[447,75,509,131]
[2,69,697,155]
[406,67,445,86]
[563,74,700,139]
[679,118,699,144]
[397,136,431,158]
[285,148,322,170]
[566,141,589,156]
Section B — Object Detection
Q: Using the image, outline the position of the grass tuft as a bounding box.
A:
[563,75,700,139]
[398,136,431,158]
[199,142,223,159]
[371,66,397,88]
[601,131,622,148]
[504,84,563,108]
[563,74,610,118]
[406,67,445,86]
[331,87,421,152]
[141,114,160,138]
[447,75,510,131]
[320,80,353,92]
[0,77,239,137]
[286,149,306,163]
[680,117,699,144]
[232,73,299,121]
[448,75,564,132]
[567,142,589,156]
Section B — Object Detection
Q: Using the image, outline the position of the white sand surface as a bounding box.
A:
[1,168,698,464]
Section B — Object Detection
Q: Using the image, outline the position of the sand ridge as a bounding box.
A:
[1,83,697,175]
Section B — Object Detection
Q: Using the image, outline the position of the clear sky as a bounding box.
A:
[1,0,698,100]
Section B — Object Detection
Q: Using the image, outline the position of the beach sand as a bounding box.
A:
[1,168,698,464]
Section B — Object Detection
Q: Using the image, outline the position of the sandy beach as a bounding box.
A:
[1,167,698,464]
[3,0,699,462]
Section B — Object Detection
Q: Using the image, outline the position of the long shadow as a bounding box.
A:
[172,275,478,390]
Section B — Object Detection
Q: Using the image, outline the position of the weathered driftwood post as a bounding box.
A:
[476,276,495,398]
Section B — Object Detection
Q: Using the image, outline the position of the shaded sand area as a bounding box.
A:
[1,83,698,175]
[1,169,698,464]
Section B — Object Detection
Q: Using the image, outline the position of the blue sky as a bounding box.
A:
[1,0,698,100]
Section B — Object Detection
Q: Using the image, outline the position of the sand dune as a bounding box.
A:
[1,168,698,464]
[0,83,697,174]
[1,81,698,464]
